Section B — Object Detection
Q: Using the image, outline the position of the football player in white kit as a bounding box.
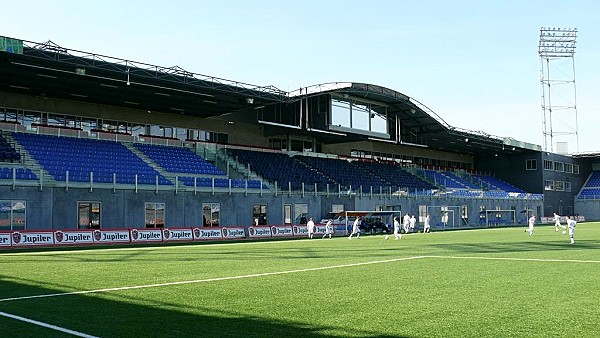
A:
[553,213,566,232]
[566,216,577,244]
[423,214,431,233]
[402,213,410,234]
[348,216,361,240]
[527,214,535,237]
[391,216,402,240]
[322,219,334,239]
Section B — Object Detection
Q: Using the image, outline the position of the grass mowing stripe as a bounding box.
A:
[426,255,600,263]
[0,310,99,338]
[0,255,426,303]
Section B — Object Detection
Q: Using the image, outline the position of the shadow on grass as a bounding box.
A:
[429,239,599,254]
[0,278,408,338]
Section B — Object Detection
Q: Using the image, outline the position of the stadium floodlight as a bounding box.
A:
[538,27,577,57]
[538,27,579,153]
[246,98,254,104]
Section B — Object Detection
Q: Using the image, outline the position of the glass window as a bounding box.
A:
[419,205,427,222]
[554,162,564,172]
[461,205,468,219]
[283,204,292,224]
[290,140,303,152]
[0,200,26,231]
[574,165,579,174]
[526,159,537,170]
[78,201,101,229]
[252,204,267,225]
[331,99,351,127]
[145,202,165,228]
[332,204,345,213]
[564,163,573,173]
[565,181,571,192]
[555,181,565,191]
[294,203,308,224]
[544,160,553,170]
[544,180,554,191]
[202,203,220,227]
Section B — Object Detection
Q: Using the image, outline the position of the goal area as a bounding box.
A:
[426,206,465,229]
[338,210,403,234]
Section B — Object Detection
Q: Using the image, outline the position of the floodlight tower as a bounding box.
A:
[538,27,578,153]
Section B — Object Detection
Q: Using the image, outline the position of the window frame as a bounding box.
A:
[526,159,537,171]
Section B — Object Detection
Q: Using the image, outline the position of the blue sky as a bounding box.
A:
[4,0,600,152]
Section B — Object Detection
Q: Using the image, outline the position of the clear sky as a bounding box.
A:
[3,0,600,152]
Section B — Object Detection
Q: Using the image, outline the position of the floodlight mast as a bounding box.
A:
[538,27,579,153]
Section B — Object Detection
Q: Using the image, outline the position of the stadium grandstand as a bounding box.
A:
[0,35,598,234]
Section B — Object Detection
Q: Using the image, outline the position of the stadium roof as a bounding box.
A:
[0,37,286,118]
[0,36,541,156]
[286,82,541,156]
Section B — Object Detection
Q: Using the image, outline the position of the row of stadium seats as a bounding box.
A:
[14,133,172,185]
[296,155,387,190]
[227,148,332,191]
[227,148,537,194]
[0,167,37,180]
[353,161,436,191]
[421,169,469,189]
[134,143,225,175]
[471,174,525,193]
[11,133,265,188]
[175,176,265,189]
[577,171,600,199]
[5,131,538,195]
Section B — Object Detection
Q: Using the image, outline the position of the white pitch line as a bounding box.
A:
[0,310,99,338]
[0,256,426,303]
[424,255,600,264]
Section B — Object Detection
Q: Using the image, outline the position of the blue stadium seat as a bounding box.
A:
[13,133,172,185]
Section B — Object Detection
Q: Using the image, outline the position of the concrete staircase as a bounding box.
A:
[2,132,55,184]
[122,142,176,184]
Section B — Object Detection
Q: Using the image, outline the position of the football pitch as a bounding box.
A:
[1,224,599,338]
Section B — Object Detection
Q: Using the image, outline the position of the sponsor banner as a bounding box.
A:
[11,231,54,247]
[163,228,194,242]
[54,230,94,245]
[221,227,245,240]
[248,226,271,238]
[93,229,131,244]
[314,225,327,234]
[193,227,223,241]
[0,231,11,247]
[541,215,586,224]
[293,225,310,236]
[130,228,163,243]
[270,225,294,237]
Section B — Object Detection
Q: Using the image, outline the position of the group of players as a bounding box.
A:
[305,213,431,240]
[526,212,577,244]
[348,213,432,240]
[306,211,578,244]
[298,213,431,240]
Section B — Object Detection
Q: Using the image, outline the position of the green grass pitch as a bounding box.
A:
[1,223,599,337]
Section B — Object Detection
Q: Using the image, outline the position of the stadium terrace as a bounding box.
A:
[1,35,599,247]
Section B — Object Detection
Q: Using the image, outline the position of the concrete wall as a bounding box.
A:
[574,199,600,220]
[0,185,543,231]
